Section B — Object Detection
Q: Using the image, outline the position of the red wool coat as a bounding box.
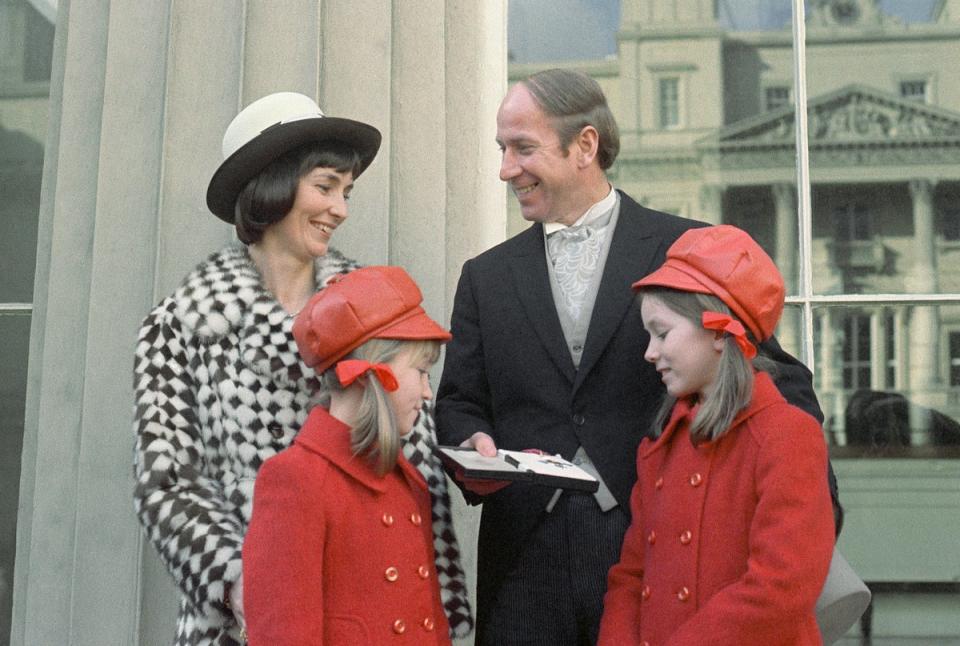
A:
[243,407,451,646]
[598,372,834,646]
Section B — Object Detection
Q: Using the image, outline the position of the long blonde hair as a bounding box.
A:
[639,287,773,442]
[319,338,441,475]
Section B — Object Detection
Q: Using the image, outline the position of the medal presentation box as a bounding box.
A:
[435,446,599,493]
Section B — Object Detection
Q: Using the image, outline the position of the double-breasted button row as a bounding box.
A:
[640,583,690,602]
[385,565,431,582]
[653,473,702,488]
[381,511,422,526]
[391,617,436,634]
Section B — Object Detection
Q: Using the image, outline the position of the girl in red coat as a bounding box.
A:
[598,225,834,646]
[243,266,454,646]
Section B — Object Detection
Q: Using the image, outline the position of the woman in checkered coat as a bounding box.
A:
[133,92,472,645]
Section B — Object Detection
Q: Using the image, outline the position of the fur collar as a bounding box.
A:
[174,243,359,338]
[172,243,360,383]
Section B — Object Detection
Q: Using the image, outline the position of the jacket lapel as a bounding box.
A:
[574,193,668,393]
[508,225,577,384]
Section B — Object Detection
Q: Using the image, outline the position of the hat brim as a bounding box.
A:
[632,260,766,340]
[376,307,453,343]
[206,116,381,223]
[312,306,451,374]
[632,261,714,298]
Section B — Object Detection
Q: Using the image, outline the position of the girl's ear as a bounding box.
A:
[712,332,727,353]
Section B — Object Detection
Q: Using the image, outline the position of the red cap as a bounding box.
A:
[293,266,451,373]
[632,225,785,341]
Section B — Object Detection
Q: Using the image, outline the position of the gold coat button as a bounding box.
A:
[689,472,703,487]
[680,530,692,545]
[422,617,435,631]
[641,641,651,646]
[641,585,651,601]
[677,586,691,602]
[410,512,422,526]
[382,513,395,527]
[647,530,656,545]
[654,477,664,490]
[385,566,399,582]
[418,565,430,579]
[393,619,406,634]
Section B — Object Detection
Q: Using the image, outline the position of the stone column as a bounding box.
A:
[12,1,507,644]
[698,184,723,225]
[817,309,846,445]
[770,183,799,353]
[771,183,798,294]
[869,308,884,391]
[618,0,640,151]
[906,179,940,413]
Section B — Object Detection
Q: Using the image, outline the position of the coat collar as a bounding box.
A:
[640,371,786,458]
[172,243,360,383]
[296,407,428,494]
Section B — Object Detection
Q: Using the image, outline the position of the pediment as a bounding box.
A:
[699,84,960,149]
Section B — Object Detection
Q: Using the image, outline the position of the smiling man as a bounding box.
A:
[436,68,834,646]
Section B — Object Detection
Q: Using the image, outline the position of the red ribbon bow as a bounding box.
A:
[701,311,757,359]
[335,359,399,392]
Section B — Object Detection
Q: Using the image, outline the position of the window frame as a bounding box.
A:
[789,2,960,377]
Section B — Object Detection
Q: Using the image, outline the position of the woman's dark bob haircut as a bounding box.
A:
[234,141,363,245]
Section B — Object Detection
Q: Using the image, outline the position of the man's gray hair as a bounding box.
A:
[521,68,620,170]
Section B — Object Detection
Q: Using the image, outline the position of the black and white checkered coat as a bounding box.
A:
[133,244,472,645]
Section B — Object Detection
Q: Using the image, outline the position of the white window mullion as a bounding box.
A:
[791,0,814,371]
[0,303,33,313]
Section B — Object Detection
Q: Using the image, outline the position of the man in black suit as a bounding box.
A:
[436,68,831,646]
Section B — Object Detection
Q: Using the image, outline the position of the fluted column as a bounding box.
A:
[817,309,846,445]
[12,1,507,644]
[771,183,798,294]
[906,179,939,407]
[698,184,723,225]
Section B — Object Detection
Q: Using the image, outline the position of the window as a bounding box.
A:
[951,332,960,387]
[835,202,872,241]
[942,207,960,242]
[841,313,872,390]
[658,77,680,129]
[765,86,790,111]
[900,79,928,102]
[507,0,960,637]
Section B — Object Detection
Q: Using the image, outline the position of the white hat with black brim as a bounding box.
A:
[206,91,381,223]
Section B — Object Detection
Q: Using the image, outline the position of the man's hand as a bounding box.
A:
[456,432,510,495]
[461,431,498,456]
